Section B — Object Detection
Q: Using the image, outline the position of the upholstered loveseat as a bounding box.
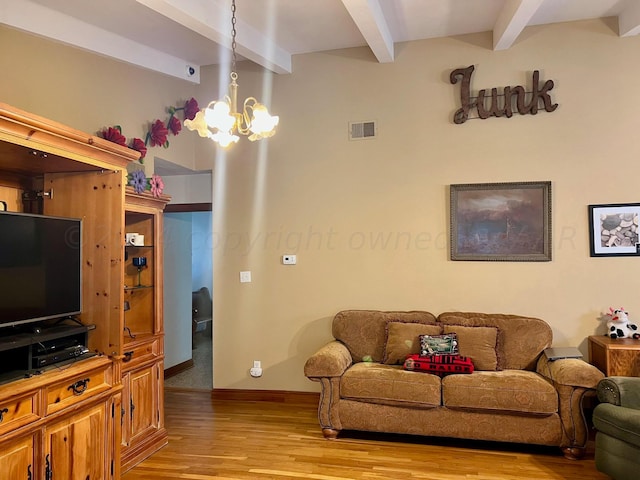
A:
[304,310,604,459]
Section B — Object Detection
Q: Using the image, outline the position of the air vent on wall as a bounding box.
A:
[349,120,377,140]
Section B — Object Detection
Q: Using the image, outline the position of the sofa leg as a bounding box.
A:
[322,428,339,439]
[561,446,585,460]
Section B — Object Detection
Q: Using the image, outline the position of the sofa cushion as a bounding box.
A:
[383,322,442,365]
[438,312,552,370]
[443,370,558,415]
[333,310,438,363]
[341,362,441,408]
[443,325,499,371]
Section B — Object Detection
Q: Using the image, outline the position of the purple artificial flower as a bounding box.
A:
[129,169,147,194]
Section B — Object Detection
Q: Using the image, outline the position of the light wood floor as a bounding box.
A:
[123,389,610,480]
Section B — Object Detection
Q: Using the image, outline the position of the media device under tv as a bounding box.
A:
[0,211,82,328]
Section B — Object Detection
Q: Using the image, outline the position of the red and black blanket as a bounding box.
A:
[403,354,474,376]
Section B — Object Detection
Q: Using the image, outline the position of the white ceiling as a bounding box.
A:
[3,0,639,83]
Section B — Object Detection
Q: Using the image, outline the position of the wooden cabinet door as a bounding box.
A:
[44,403,108,480]
[45,171,125,357]
[0,435,34,480]
[123,363,159,448]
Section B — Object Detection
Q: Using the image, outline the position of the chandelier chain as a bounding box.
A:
[231,0,237,73]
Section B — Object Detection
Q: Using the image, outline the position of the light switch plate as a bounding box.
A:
[240,271,252,283]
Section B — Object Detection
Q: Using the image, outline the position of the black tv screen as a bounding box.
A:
[0,211,82,327]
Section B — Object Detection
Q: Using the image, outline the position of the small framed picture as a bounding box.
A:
[588,203,640,257]
[450,181,552,261]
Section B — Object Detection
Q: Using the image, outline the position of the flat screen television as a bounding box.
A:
[0,211,82,328]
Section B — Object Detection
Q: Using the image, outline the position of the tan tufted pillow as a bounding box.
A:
[383,322,442,364]
[443,325,500,371]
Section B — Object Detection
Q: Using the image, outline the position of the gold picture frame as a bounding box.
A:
[450,181,552,262]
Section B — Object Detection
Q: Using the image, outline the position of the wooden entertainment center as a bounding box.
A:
[0,103,169,479]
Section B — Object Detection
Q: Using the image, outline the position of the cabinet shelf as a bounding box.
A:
[124,285,154,291]
[0,320,96,384]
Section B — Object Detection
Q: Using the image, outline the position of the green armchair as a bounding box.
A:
[593,376,640,480]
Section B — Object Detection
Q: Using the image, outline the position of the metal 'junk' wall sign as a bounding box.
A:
[450,65,558,124]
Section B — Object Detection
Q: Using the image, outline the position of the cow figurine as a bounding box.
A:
[606,307,640,339]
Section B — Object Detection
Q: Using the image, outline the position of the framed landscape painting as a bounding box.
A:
[450,181,552,261]
[588,203,640,257]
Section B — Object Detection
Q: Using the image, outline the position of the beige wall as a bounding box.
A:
[2,19,640,393]
[0,26,197,173]
[163,174,212,204]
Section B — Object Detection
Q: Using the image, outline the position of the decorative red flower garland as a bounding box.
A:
[99,97,199,163]
[98,98,199,197]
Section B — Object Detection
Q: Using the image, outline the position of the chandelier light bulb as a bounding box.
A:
[211,130,239,148]
[249,104,280,136]
[184,110,211,138]
[205,101,236,132]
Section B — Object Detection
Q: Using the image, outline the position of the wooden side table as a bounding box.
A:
[588,335,640,376]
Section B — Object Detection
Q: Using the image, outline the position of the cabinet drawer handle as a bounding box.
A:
[67,378,90,396]
[45,454,51,480]
[123,351,134,363]
[0,407,8,422]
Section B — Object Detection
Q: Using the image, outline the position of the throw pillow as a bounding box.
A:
[404,353,474,376]
[383,322,442,365]
[419,333,458,356]
[443,325,500,371]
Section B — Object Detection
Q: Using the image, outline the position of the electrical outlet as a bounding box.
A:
[282,254,297,265]
[240,271,252,283]
[250,360,262,378]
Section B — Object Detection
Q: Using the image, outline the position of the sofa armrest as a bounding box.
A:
[304,341,352,437]
[597,376,640,409]
[536,355,605,455]
[304,341,353,378]
[536,355,604,388]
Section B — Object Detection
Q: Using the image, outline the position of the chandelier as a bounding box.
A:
[185,0,279,148]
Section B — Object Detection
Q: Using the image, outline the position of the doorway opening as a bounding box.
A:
[164,208,213,390]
